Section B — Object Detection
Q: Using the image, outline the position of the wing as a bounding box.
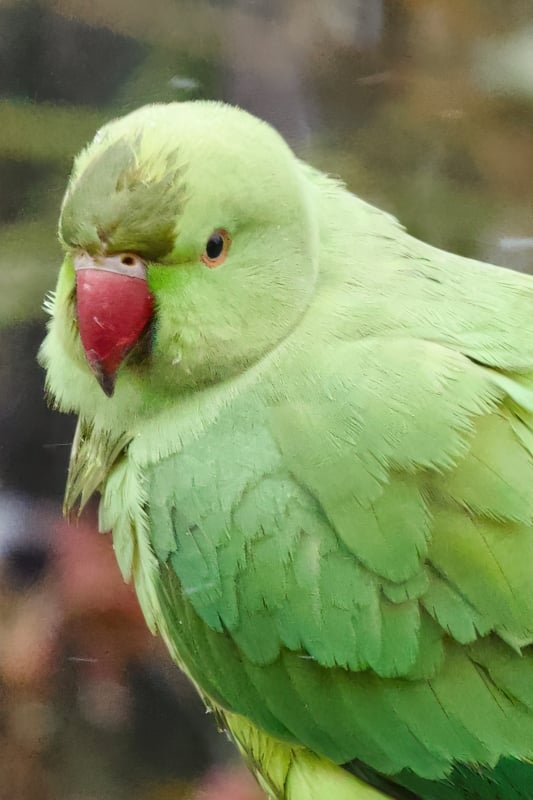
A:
[141,335,533,789]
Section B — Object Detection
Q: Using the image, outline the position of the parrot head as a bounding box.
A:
[49,102,318,404]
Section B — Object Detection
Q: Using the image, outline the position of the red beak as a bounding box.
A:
[75,253,154,396]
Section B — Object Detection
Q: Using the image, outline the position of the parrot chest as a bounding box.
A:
[111,401,309,730]
[143,401,285,594]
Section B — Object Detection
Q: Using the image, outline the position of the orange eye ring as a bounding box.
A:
[201,229,231,268]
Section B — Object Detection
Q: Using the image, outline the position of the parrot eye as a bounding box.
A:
[201,229,231,268]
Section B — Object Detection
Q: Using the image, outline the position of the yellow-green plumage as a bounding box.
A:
[41,101,533,799]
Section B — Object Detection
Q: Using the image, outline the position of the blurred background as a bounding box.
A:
[2,0,533,797]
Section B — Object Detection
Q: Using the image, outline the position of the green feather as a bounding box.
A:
[42,100,533,799]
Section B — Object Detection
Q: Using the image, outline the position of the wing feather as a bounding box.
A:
[141,334,533,782]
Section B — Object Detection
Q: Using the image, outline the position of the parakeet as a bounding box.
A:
[41,101,533,800]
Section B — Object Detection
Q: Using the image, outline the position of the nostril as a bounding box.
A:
[5,544,52,590]
[121,255,135,267]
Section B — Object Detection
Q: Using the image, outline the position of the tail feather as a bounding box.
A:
[226,709,533,799]
[286,752,390,800]
[346,758,533,800]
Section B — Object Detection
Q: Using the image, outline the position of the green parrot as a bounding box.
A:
[41,101,533,800]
